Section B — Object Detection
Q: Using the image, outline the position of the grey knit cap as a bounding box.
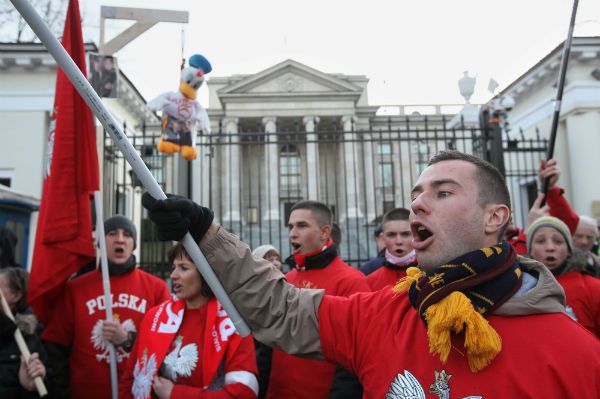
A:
[104,215,137,249]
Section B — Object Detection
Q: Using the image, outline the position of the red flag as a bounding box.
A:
[29,0,99,323]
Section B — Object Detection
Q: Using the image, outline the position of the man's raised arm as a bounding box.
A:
[141,193,325,358]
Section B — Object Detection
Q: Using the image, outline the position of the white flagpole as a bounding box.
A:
[94,191,118,399]
[9,0,250,336]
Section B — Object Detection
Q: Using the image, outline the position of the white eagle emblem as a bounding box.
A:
[132,350,157,399]
[90,317,136,363]
[161,335,198,381]
[387,369,482,399]
[387,370,426,399]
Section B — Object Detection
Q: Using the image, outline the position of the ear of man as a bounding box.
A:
[484,204,511,238]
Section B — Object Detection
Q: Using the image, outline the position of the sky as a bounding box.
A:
[21,0,600,107]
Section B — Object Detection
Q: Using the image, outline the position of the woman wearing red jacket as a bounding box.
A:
[119,244,258,399]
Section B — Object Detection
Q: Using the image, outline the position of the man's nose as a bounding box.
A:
[411,193,430,215]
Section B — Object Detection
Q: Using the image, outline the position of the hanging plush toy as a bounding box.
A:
[147,54,212,160]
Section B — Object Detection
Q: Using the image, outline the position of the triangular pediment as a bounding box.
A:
[218,59,362,95]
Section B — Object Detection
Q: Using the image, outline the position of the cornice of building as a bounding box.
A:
[494,36,600,102]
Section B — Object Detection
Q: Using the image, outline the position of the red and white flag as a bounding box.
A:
[29,0,99,323]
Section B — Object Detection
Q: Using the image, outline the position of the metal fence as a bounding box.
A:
[103,116,547,276]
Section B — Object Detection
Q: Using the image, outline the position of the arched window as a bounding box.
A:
[279,144,301,197]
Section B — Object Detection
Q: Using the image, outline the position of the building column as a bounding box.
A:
[262,117,280,221]
[222,118,241,225]
[362,131,376,221]
[341,115,363,220]
[192,134,211,207]
[303,116,320,201]
[565,112,600,216]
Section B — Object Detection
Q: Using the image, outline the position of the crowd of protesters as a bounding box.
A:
[1,151,599,398]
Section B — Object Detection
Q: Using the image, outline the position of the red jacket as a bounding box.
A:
[266,257,369,399]
[119,303,258,399]
[506,228,527,255]
[547,187,579,234]
[366,265,407,291]
[318,287,600,398]
[557,271,600,338]
[42,269,171,399]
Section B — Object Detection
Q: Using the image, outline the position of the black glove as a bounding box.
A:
[141,192,214,242]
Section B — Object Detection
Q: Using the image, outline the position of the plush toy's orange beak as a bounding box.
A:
[179,82,197,100]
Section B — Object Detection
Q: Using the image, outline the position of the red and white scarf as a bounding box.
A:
[385,249,417,267]
[131,297,241,399]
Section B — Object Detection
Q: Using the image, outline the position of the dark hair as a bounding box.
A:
[0,267,29,313]
[374,224,383,238]
[167,243,213,299]
[290,200,332,227]
[382,208,410,226]
[428,150,511,237]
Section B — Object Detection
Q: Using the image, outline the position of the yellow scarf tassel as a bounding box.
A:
[392,267,425,294]
[424,291,502,373]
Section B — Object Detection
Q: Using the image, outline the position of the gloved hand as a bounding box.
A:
[141,193,214,242]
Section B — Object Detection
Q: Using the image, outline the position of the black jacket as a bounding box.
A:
[0,310,46,399]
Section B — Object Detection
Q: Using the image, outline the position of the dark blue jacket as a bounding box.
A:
[359,249,386,275]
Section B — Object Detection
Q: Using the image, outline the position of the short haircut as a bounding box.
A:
[428,150,511,238]
[578,215,599,237]
[382,208,410,226]
[167,243,213,299]
[291,200,332,227]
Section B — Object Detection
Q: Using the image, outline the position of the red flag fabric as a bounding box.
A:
[29,0,99,323]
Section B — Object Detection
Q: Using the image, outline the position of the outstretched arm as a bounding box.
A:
[141,193,325,358]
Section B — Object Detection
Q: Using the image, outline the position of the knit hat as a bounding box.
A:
[104,215,137,249]
[252,245,279,260]
[526,216,573,254]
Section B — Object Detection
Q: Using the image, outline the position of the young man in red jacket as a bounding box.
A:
[366,208,417,291]
[42,215,171,399]
[266,200,369,399]
[143,151,600,398]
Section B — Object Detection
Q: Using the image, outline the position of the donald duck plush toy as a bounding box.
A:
[147,54,212,160]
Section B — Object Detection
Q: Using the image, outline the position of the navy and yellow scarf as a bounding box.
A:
[394,241,522,373]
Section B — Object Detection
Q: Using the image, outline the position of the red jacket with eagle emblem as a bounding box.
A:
[119,303,258,399]
[42,269,170,399]
[193,226,600,399]
[318,269,600,398]
[266,256,370,399]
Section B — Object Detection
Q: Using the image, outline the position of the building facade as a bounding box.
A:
[0,42,158,267]
[492,36,600,221]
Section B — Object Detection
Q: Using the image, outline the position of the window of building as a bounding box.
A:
[383,201,395,214]
[280,144,301,197]
[378,143,392,155]
[380,162,393,189]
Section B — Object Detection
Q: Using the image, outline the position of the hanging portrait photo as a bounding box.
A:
[88,53,119,98]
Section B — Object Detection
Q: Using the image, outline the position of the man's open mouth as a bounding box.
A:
[291,242,301,253]
[411,222,434,250]
[115,247,125,254]
[414,224,433,241]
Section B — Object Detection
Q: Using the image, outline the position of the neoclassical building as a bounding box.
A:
[194,59,538,263]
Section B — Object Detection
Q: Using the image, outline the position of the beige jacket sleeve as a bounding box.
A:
[200,224,325,359]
